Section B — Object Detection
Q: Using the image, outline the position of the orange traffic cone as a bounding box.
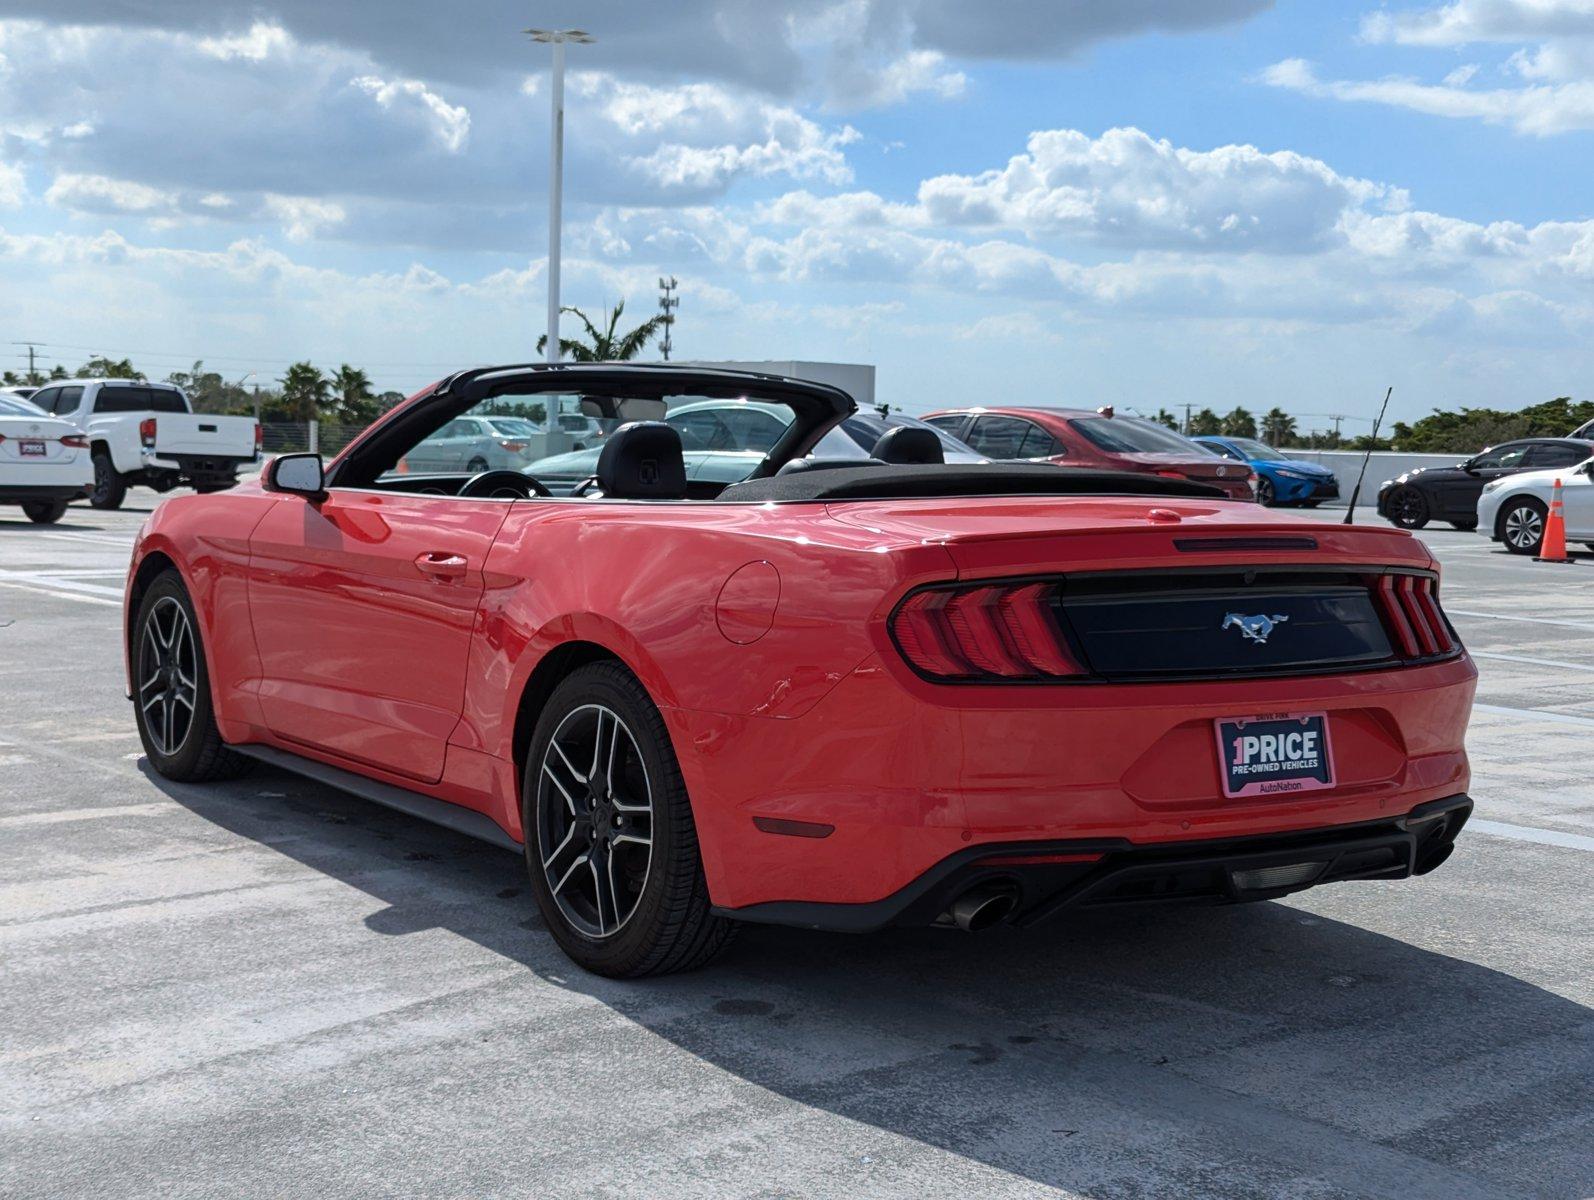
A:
[1535,477,1573,562]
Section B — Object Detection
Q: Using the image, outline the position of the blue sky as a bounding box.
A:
[2,0,1593,435]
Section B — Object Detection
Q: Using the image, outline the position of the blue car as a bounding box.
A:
[1192,436,1340,508]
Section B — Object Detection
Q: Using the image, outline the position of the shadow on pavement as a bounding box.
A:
[153,763,1594,1200]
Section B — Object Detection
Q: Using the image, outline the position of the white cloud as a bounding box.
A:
[0,159,24,207]
[350,75,470,153]
[45,173,177,214]
[1262,56,1594,135]
[196,21,293,62]
[589,77,861,188]
[1361,1,1594,48]
[263,195,346,242]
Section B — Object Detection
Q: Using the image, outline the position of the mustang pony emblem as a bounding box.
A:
[1223,612,1289,644]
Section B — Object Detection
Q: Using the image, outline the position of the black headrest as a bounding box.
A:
[596,421,686,499]
[776,457,881,476]
[872,426,943,464]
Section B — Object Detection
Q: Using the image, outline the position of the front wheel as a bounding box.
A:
[90,451,126,510]
[21,500,68,524]
[132,571,253,781]
[1499,498,1547,555]
[524,662,735,978]
[1386,485,1429,529]
[1254,477,1276,507]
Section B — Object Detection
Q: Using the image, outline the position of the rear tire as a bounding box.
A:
[1386,485,1429,529]
[524,661,735,978]
[1499,498,1547,555]
[132,571,254,782]
[90,450,126,510]
[467,456,489,474]
[21,500,68,524]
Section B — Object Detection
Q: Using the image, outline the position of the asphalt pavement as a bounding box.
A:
[1,496,1591,1200]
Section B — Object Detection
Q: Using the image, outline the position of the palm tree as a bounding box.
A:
[331,364,380,424]
[1221,406,1258,439]
[1260,407,1298,447]
[277,361,330,423]
[1188,408,1222,436]
[536,299,667,362]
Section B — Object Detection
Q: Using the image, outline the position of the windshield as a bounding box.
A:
[1224,437,1283,459]
[486,417,540,437]
[0,395,43,416]
[838,414,971,456]
[1072,416,1198,455]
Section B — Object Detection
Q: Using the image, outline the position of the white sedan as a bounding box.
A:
[1477,456,1594,555]
[0,392,93,524]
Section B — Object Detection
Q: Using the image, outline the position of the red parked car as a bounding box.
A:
[126,365,1475,977]
[924,405,1256,500]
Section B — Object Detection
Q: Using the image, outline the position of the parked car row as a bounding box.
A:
[1,381,261,521]
[1376,436,1594,553]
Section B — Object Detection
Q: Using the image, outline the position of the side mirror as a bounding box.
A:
[1461,460,1480,474]
[265,452,325,497]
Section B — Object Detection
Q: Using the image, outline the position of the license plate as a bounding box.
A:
[19,440,46,457]
[1213,712,1333,798]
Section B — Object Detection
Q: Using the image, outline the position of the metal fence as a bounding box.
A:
[260,421,370,456]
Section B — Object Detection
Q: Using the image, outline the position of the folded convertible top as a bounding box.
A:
[716,464,1226,502]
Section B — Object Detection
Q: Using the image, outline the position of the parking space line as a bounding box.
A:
[0,579,121,608]
[1472,702,1594,728]
[0,569,123,598]
[1448,609,1594,632]
[1469,819,1594,854]
[1471,650,1594,673]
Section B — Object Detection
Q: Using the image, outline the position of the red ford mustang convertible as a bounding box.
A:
[125,364,1476,977]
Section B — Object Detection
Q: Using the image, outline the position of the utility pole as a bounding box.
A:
[527,27,593,364]
[11,341,44,383]
[1179,402,1194,436]
[657,276,678,360]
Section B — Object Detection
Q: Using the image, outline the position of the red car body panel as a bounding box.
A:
[128,469,1475,915]
[924,406,1255,500]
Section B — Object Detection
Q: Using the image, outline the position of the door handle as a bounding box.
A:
[414,551,469,580]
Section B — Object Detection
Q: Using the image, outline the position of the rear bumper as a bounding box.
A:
[717,794,1472,931]
[0,482,89,503]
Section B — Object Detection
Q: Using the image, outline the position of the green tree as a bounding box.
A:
[275,361,330,422]
[535,299,667,362]
[1150,408,1179,431]
[2,370,20,387]
[330,364,381,424]
[75,355,143,380]
[1390,396,1594,453]
[1260,407,1298,446]
[1188,407,1222,436]
[1220,406,1257,439]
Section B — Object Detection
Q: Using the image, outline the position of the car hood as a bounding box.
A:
[1261,458,1335,476]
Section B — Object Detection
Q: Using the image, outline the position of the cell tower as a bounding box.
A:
[657,276,679,360]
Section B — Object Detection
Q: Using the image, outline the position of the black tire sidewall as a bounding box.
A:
[133,572,223,777]
[21,500,68,524]
[1255,478,1275,507]
[1390,486,1429,529]
[1500,498,1547,555]
[523,663,697,976]
[91,452,125,509]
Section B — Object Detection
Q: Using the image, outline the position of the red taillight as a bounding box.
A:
[1371,573,1456,660]
[139,418,157,448]
[499,439,527,453]
[254,423,263,451]
[892,583,1084,681]
[60,434,89,449]
[1154,469,1185,479]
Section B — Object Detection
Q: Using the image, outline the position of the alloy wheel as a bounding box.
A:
[1504,505,1543,550]
[1255,477,1275,507]
[537,704,655,940]
[138,596,198,757]
[1392,489,1425,527]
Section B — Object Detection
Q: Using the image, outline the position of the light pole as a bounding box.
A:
[526,27,593,363]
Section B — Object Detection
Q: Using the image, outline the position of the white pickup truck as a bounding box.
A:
[25,380,260,509]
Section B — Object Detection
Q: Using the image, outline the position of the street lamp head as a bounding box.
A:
[525,28,594,43]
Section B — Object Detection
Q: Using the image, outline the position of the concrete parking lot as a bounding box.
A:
[2,496,1591,1200]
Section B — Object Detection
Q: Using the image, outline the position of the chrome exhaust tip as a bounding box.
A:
[945,884,1020,932]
